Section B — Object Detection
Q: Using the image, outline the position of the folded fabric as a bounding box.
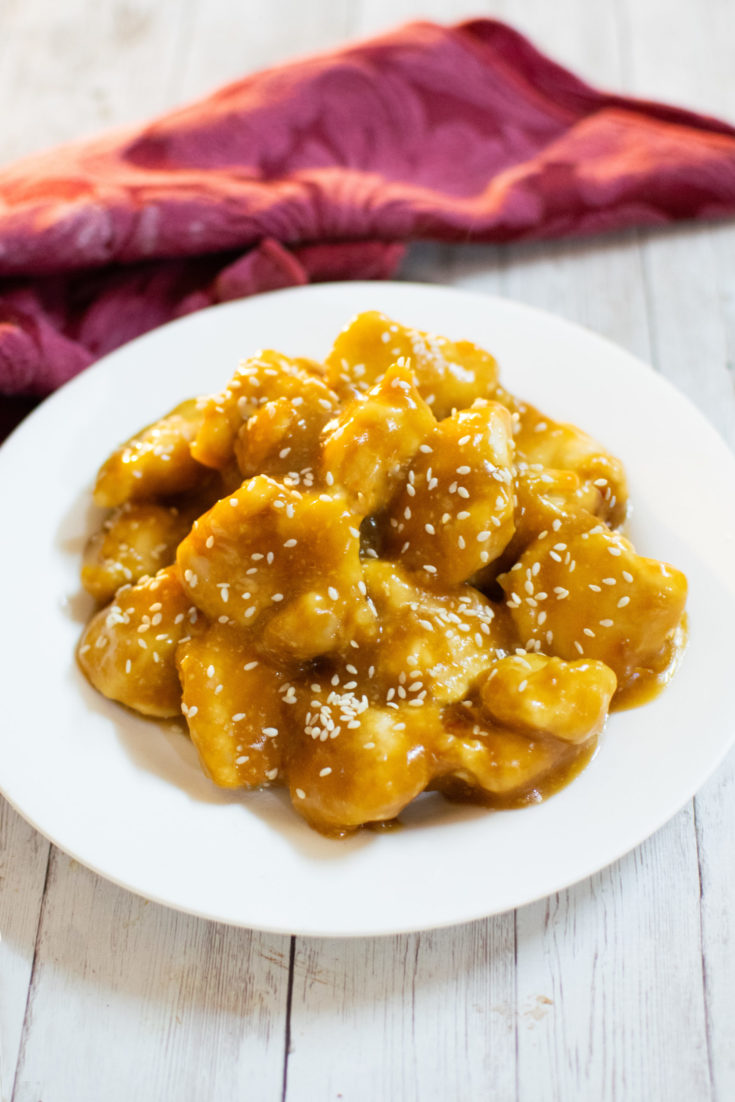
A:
[2,18,735,396]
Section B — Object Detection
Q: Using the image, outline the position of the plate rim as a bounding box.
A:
[1,279,734,937]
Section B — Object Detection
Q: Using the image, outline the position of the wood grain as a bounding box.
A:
[516,811,711,1102]
[286,921,516,1101]
[0,803,49,1102]
[11,852,291,1102]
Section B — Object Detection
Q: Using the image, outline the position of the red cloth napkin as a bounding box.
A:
[2,18,735,397]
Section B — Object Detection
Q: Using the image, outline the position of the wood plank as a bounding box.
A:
[499,233,653,361]
[638,226,735,443]
[0,800,49,1102]
[694,757,735,1101]
[493,228,715,1099]
[174,0,356,104]
[0,0,191,165]
[516,809,711,1101]
[617,0,735,119]
[483,4,717,1100]
[285,919,516,1101]
[11,850,291,1102]
[618,0,735,444]
[619,8,735,1097]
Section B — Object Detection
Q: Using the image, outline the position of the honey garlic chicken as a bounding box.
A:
[81,499,204,604]
[93,399,208,508]
[78,565,195,717]
[191,350,337,472]
[383,400,515,584]
[177,622,286,787]
[176,476,375,660]
[78,311,688,836]
[326,310,499,419]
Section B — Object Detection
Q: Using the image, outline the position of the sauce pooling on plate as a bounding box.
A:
[77,311,687,836]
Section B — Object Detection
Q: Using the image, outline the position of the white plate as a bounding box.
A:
[1,281,734,938]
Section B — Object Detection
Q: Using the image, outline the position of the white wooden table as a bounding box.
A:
[1,2,733,1099]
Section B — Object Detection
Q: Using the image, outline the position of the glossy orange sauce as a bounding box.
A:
[77,311,688,837]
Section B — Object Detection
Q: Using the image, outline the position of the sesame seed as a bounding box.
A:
[623,571,634,583]
[232,712,246,721]
[319,767,332,777]
[295,788,306,799]
[617,596,630,608]
[188,705,199,717]
[583,628,595,637]
[328,587,339,601]
[271,593,284,602]
[599,619,614,628]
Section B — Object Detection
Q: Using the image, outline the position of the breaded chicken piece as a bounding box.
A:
[93,399,207,508]
[326,311,499,419]
[77,565,193,717]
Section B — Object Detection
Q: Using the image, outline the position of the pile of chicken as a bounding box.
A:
[78,312,687,835]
